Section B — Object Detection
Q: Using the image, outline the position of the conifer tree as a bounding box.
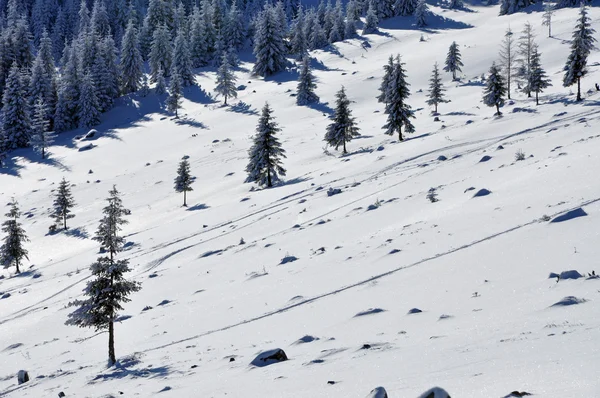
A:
[344,6,357,38]
[215,53,237,105]
[527,46,552,105]
[172,30,196,86]
[377,55,395,104]
[93,36,120,112]
[444,41,463,81]
[290,7,308,60]
[252,6,288,77]
[78,73,101,128]
[394,0,418,16]
[415,0,428,27]
[499,27,516,100]
[155,67,167,95]
[120,20,144,94]
[2,64,31,149]
[563,3,596,101]
[426,62,448,114]
[140,75,150,97]
[29,30,57,122]
[542,3,554,37]
[517,22,536,98]
[226,1,246,50]
[363,2,379,34]
[245,103,287,187]
[149,24,173,82]
[482,62,507,115]
[296,56,319,105]
[324,86,360,154]
[190,6,209,67]
[30,96,55,159]
[51,177,76,230]
[307,13,328,49]
[66,186,141,367]
[174,157,194,206]
[0,199,29,275]
[383,55,415,141]
[448,0,464,9]
[166,70,183,117]
[56,45,81,131]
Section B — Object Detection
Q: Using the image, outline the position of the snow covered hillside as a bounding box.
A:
[2,4,600,398]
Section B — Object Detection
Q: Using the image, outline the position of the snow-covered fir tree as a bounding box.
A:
[444,41,464,81]
[563,3,596,101]
[482,62,507,115]
[363,2,379,35]
[29,30,57,123]
[78,72,101,128]
[93,36,120,112]
[415,0,428,28]
[499,27,516,100]
[245,102,287,188]
[120,20,144,94]
[166,70,183,117]
[517,22,536,98]
[426,62,448,114]
[0,199,29,275]
[30,96,55,159]
[377,55,395,104]
[542,2,554,37]
[383,55,415,141]
[140,74,150,97]
[55,45,80,132]
[324,86,360,154]
[394,0,418,16]
[296,56,320,105]
[252,5,288,77]
[172,30,196,86]
[1,64,32,150]
[66,185,141,367]
[51,177,76,230]
[526,46,552,105]
[344,5,357,38]
[215,52,237,105]
[499,0,535,15]
[290,7,308,60]
[307,11,328,49]
[155,67,167,94]
[174,157,194,206]
[226,1,246,51]
[190,5,209,67]
[448,0,464,10]
[150,24,173,82]
[90,0,111,37]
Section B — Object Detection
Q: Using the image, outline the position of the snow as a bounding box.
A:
[2,4,600,398]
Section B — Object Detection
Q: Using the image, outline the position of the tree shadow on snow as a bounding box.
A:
[175,117,208,129]
[184,84,217,105]
[379,13,472,32]
[305,101,335,116]
[64,227,90,239]
[186,203,210,211]
[226,101,259,115]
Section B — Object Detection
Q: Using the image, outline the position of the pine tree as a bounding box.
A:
[415,0,428,28]
[377,55,395,104]
[174,157,194,206]
[120,20,144,94]
[394,0,418,16]
[307,12,328,49]
[527,46,552,105]
[563,3,596,102]
[499,27,516,100]
[383,55,415,141]
[324,86,360,154]
[252,6,288,77]
[517,22,536,98]
[499,0,535,15]
[1,64,31,149]
[66,186,140,367]
[482,62,507,115]
[166,70,183,117]
[149,24,173,82]
[344,5,357,38]
[29,29,57,123]
[56,45,80,131]
[448,0,464,10]
[90,0,111,37]
[245,103,287,187]
[363,2,379,34]
[226,1,246,51]
[172,30,196,86]
[155,67,167,95]
[426,62,448,114]
[30,96,55,159]
[0,199,29,275]
[78,72,101,128]
[444,41,463,81]
[290,6,308,59]
[140,74,150,97]
[51,178,76,230]
[215,53,237,105]
[542,2,554,38]
[296,56,319,105]
[93,36,120,112]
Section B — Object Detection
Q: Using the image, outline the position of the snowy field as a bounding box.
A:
[2,3,600,397]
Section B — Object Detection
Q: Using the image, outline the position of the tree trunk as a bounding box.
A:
[577,77,581,101]
[267,168,272,187]
[398,126,403,142]
[183,190,187,206]
[63,213,67,230]
[434,102,438,113]
[343,140,347,154]
[496,104,500,115]
[224,95,227,106]
[453,70,456,81]
[507,71,511,100]
[535,91,539,105]
[108,320,116,366]
[15,259,20,274]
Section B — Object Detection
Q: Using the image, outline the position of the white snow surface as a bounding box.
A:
[2,4,600,398]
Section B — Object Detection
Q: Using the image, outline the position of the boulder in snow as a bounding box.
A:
[418,387,451,398]
[366,386,388,397]
[551,296,587,307]
[17,370,29,385]
[250,348,288,367]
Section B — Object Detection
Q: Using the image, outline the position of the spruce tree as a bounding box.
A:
[324,86,360,154]
[172,30,196,86]
[448,0,464,10]
[0,199,29,275]
[394,0,418,16]
[93,36,120,112]
[120,20,144,94]
[174,157,194,206]
[2,64,31,149]
[426,62,448,114]
[66,186,141,367]
[296,56,319,105]
[149,24,173,82]
[30,96,55,159]
[78,73,101,128]
[527,46,552,105]
[226,1,246,51]
[517,22,536,98]
[362,2,379,34]
[383,55,415,141]
[155,67,167,95]
[252,6,288,77]
[290,7,308,60]
[245,103,287,187]
[563,3,596,102]
[415,0,428,28]
[377,55,395,104]
[482,62,507,115]
[499,27,516,100]
[51,177,76,230]
[215,53,237,105]
[542,3,554,38]
[444,41,463,81]
[166,70,183,117]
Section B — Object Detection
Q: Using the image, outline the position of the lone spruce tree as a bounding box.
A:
[563,3,596,101]
[245,103,286,188]
[66,186,140,367]
[483,62,507,115]
[0,199,29,274]
[174,157,194,206]
[324,86,360,154]
[296,56,319,105]
[215,53,237,105]
[166,69,183,117]
[527,46,552,105]
[426,62,448,114]
[444,41,463,81]
[51,178,76,230]
[383,55,415,141]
